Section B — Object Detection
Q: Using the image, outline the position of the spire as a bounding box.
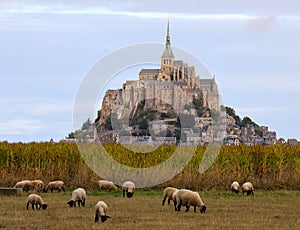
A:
[162,18,174,59]
[166,18,171,45]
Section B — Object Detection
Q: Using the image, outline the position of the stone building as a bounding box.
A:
[97,21,220,143]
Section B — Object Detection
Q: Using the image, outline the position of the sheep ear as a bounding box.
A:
[106,215,111,219]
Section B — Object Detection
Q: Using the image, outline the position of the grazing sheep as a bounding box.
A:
[122,181,135,198]
[174,189,206,213]
[242,182,254,196]
[98,180,118,191]
[23,180,41,192]
[14,180,30,190]
[230,181,240,194]
[26,194,48,210]
[162,187,178,206]
[44,181,65,193]
[94,201,111,223]
[33,179,45,192]
[67,188,86,207]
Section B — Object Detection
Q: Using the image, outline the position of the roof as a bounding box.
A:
[139,69,160,75]
[200,78,215,85]
[161,45,175,58]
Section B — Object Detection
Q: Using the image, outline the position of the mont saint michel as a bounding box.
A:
[95,21,220,145]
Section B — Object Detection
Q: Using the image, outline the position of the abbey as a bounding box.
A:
[98,21,219,130]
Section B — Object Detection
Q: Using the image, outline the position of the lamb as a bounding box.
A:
[241,182,254,196]
[122,181,135,198]
[94,201,111,223]
[26,194,48,210]
[98,180,118,191]
[230,181,240,194]
[174,189,206,213]
[67,188,86,207]
[162,187,178,206]
[44,181,65,193]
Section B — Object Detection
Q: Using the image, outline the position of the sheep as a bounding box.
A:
[162,187,178,206]
[33,179,45,192]
[22,180,41,192]
[122,181,135,198]
[13,180,30,190]
[174,189,206,213]
[98,180,118,191]
[26,194,48,210]
[241,182,254,196]
[94,201,111,223]
[67,188,86,207]
[230,181,240,194]
[44,181,65,193]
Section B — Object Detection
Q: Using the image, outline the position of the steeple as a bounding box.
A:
[161,19,174,69]
[166,18,171,46]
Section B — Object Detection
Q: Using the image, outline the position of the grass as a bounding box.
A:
[0,190,299,229]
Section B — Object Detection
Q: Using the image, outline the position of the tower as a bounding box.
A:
[161,19,175,73]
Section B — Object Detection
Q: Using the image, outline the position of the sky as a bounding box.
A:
[0,0,299,142]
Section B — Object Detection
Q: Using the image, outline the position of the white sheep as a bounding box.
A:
[241,182,254,196]
[162,187,178,206]
[98,180,118,191]
[67,188,86,207]
[33,179,45,192]
[230,181,240,194]
[13,180,30,190]
[44,181,65,193]
[26,194,48,210]
[14,180,40,192]
[174,189,206,213]
[94,201,111,223]
[122,181,135,198]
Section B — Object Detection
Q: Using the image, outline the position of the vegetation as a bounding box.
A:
[0,190,299,229]
[0,142,299,190]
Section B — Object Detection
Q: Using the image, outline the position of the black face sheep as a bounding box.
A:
[230,181,240,194]
[67,188,86,207]
[162,187,178,206]
[44,181,65,193]
[242,182,254,196]
[122,181,135,198]
[175,189,206,213]
[98,180,118,191]
[26,194,48,210]
[94,201,111,223]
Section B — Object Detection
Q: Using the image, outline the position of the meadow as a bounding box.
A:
[0,190,299,229]
[0,142,300,229]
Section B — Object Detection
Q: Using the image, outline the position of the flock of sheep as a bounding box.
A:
[13,178,254,223]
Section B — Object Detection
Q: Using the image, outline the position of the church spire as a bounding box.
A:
[161,18,174,59]
[166,18,171,45]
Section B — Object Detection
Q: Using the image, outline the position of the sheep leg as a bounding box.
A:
[173,201,177,211]
[185,205,190,212]
[82,199,85,207]
[77,200,81,207]
[162,198,166,205]
[123,190,125,197]
[32,203,35,210]
[62,186,66,192]
[193,206,196,213]
[167,198,171,205]
[177,202,182,212]
[26,202,30,210]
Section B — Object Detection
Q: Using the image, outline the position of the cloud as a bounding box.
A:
[247,15,278,31]
[0,119,43,135]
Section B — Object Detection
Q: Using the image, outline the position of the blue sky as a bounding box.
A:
[0,0,299,142]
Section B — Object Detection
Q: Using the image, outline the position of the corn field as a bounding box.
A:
[0,141,299,190]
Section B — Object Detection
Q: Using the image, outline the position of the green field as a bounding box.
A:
[0,190,300,230]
